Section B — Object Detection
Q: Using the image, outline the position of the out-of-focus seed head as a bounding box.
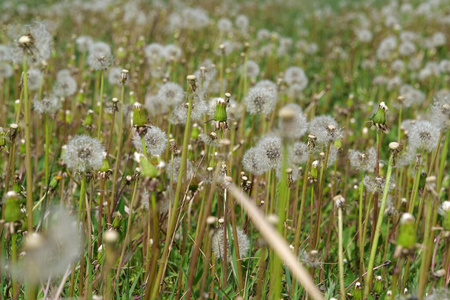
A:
[157,82,185,106]
[348,147,376,172]
[408,120,440,153]
[278,104,308,140]
[33,93,61,115]
[87,41,113,70]
[166,156,194,183]
[309,115,342,144]
[242,147,271,175]
[211,227,250,262]
[244,86,276,115]
[63,135,105,173]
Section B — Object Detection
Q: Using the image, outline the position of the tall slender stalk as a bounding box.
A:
[363,152,394,298]
[23,57,34,233]
[151,76,194,299]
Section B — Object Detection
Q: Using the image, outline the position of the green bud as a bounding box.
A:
[4,191,22,223]
[334,139,342,149]
[49,175,62,190]
[353,282,362,300]
[14,100,20,115]
[100,157,110,173]
[84,110,94,126]
[65,110,72,124]
[311,160,319,179]
[112,212,122,229]
[369,102,388,125]
[418,171,427,190]
[214,98,227,122]
[397,213,416,248]
[442,202,450,231]
[373,276,383,295]
[139,155,158,178]
[191,124,200,140]
[132,102,147,127]
[76,90,85,104]
[117,47,126,59]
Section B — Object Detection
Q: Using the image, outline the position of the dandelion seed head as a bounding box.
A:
[212,227,250,261]
[408,120,440,152]
[245,86,276,115]
[132,126,167,156]
[242,147,271,175]
[166,157,194,183]
[284,66,308,89]
[87,41,113,70]
[257,135,282,168]
[63,135,105,172]
[363,175,396,194]
[0,62,13,78]
[157,82,184,106]
[33,93,61,115]
[75,35,93,52]
[0,45,12,61]
[217,17,233,33]
[242,60,260,78]
[108,67,123,86]
[53,71,77,97]
[13,22,52,64]
[309,115,342,144]
[27,68,42,91]
[292,142,309,165]
[278,103,308,140]
[431,93,450,130]
[348,147,376,172]
[6,207,81,283]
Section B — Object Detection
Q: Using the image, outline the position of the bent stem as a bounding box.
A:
[363,153,394,298]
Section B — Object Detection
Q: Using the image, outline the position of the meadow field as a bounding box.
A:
[0,0,449,299]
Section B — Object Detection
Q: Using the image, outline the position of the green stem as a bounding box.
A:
[151,83,194,299]
[44,114,50,186]
[338,207,345,300]
[363,153,394,298]
[23,57,33,233]
[417,193,433,298]
[97,70,105,139]
[270,142,289,300]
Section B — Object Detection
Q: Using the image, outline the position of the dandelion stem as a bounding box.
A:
[97,70,105,139]
[338,205,345,300]
[23,57,34,233]
[363,153,394,298]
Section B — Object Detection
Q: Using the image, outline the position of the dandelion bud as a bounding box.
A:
[100,155,110,173]
[397,213,416,249]
[213,97,228,131]
[353,282,362,299]
[187,75,196,91]
[373,275,383,295]
[120,69,129,85]
[311,160,319,179]
[442,201,450,231]
[369,102,389,132]
[84,109,94,126]
[4,191,21,223]
[138,154,158,178]
[104,229,119,247]
[132,102,147,128]
[333,195,345,208]
[65,110,72,124]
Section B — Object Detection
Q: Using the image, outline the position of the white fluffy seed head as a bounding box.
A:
[62,135,105,172]
[244,86,276,115]
[309,115,342,144]
[132,126,168,156]
[408,120,440,153]
[242,147,271,175]
[211,227,250,261]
